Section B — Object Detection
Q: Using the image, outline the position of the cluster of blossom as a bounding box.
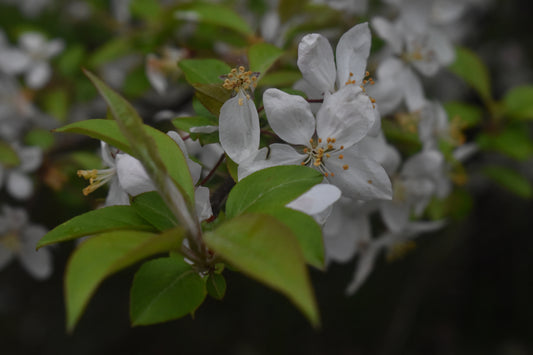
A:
[70,0,492,295]
[0,28,63,280]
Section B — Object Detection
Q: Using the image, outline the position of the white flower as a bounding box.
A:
[0,205,52,280]
[296,22,373,97]
[145,46,187,94]
[286,184,342,224]
[239,87,392,200]
[0,143,42,200]
[380,150,450,233]
[0,32,64,89]
[218,66,260,164]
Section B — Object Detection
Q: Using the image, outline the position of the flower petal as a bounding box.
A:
[316,85,375,148]
[263,89,315,145]
[219,94,260,164]
[20,225,52,280]
[297,33,336,94]
[380,200,410,232]
[326,151,392,200]
[195,186,213,222]
[115,154,156,196]
[286,183,341,216]
[237,143,305,180]
[335,22,372,87]
[7,171,33,200]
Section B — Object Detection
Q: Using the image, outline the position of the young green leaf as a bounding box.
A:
[225,165,323,218]
[483,165,533,199]
[0,141,20,167]
[449,46,492,102]
[248,42,283,78]
[178,59,231,85]
[37,206,156,249]
[192,83,231,117]
[204,213,320,327]
[503,85,533,121]
[262,207,324,269]
[206,273,226,300]
[130,256,206,325]
[131,191,178,231]
[175,3,253,35]
[476,125,533,161]
[443,101,483,128]
[65,228,185,331]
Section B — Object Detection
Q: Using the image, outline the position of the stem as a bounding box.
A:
[199,154,225,186]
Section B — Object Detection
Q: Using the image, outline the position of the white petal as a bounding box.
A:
[286,184,341,215]
[7,171,33,200]
[380,200,410,232]
[26,63,51,89]
[18,145,42,172]
[19,32,46,52]
[0,49,31,74]
[237,144,305,180]
[167,131,201,183]
[190,125,218,134]
[403,150,444,178]
[345,240,382,295]
[146,54,167,94]
[335,22,372,87]
[402,67,426,112]
[105,177,130,206]
[263,89,315,145]
[19,225,52,280]
[316,86,375,149]
[116,154,156,196]
[44,39,65,58]
[326,151,392,200]
[195,186,213,222]
[297,33,336,94]
[100,142,116,168]
[371,17,403,54]
[219,94,260,164]
[352,135,401,175]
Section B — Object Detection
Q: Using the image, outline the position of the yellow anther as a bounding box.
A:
[367,180,373,184]
[340,145,344,149]
[300,162,306,166]
[342,164,349,170]
[303,148,308,153]
[238,97,244,106]
[365,71,370,77]
[318,138,322,143]
[338,154,344,159]
[331,138,336,143]
[326,153,331,158]
[324,172,329,177]
[330,172,335,177]
[327,144,333,150]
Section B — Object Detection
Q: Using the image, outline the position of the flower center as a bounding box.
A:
[77,168,116,196]
[301,137,349,177]
[345,71,377,108]
[222,66,259,106]
[0,231,21,252]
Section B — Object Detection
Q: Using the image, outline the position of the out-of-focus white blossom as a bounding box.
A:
[0,205,52,280]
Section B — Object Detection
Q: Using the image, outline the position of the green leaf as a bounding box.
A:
[37,206,156,248]
[175,3,253,35]
[24,128,55,150]
[483,165,533,198]
[192,83,231,116]
[0,141,20,167]
[449,46,491,102]
[56,119,196,206]
[130,0,161,20]
[225,165,323,218]
[443,101,483,128]
[57,44,86,76]
[206,273,226,300]
[130,256,206,325]
[88,38,132,68]
[248,42,283,78]
[503,85,533,121]
[258,70,302,87]
[205,213,319,326]
[278,0,309,23]
[476,125,533,161]
[41,88,69,122]
[263,207,324,269]
[179,59,231,85]
[65,228,185,331]
[131,191,178,231]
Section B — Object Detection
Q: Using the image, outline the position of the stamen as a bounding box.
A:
[342,164,349,170]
